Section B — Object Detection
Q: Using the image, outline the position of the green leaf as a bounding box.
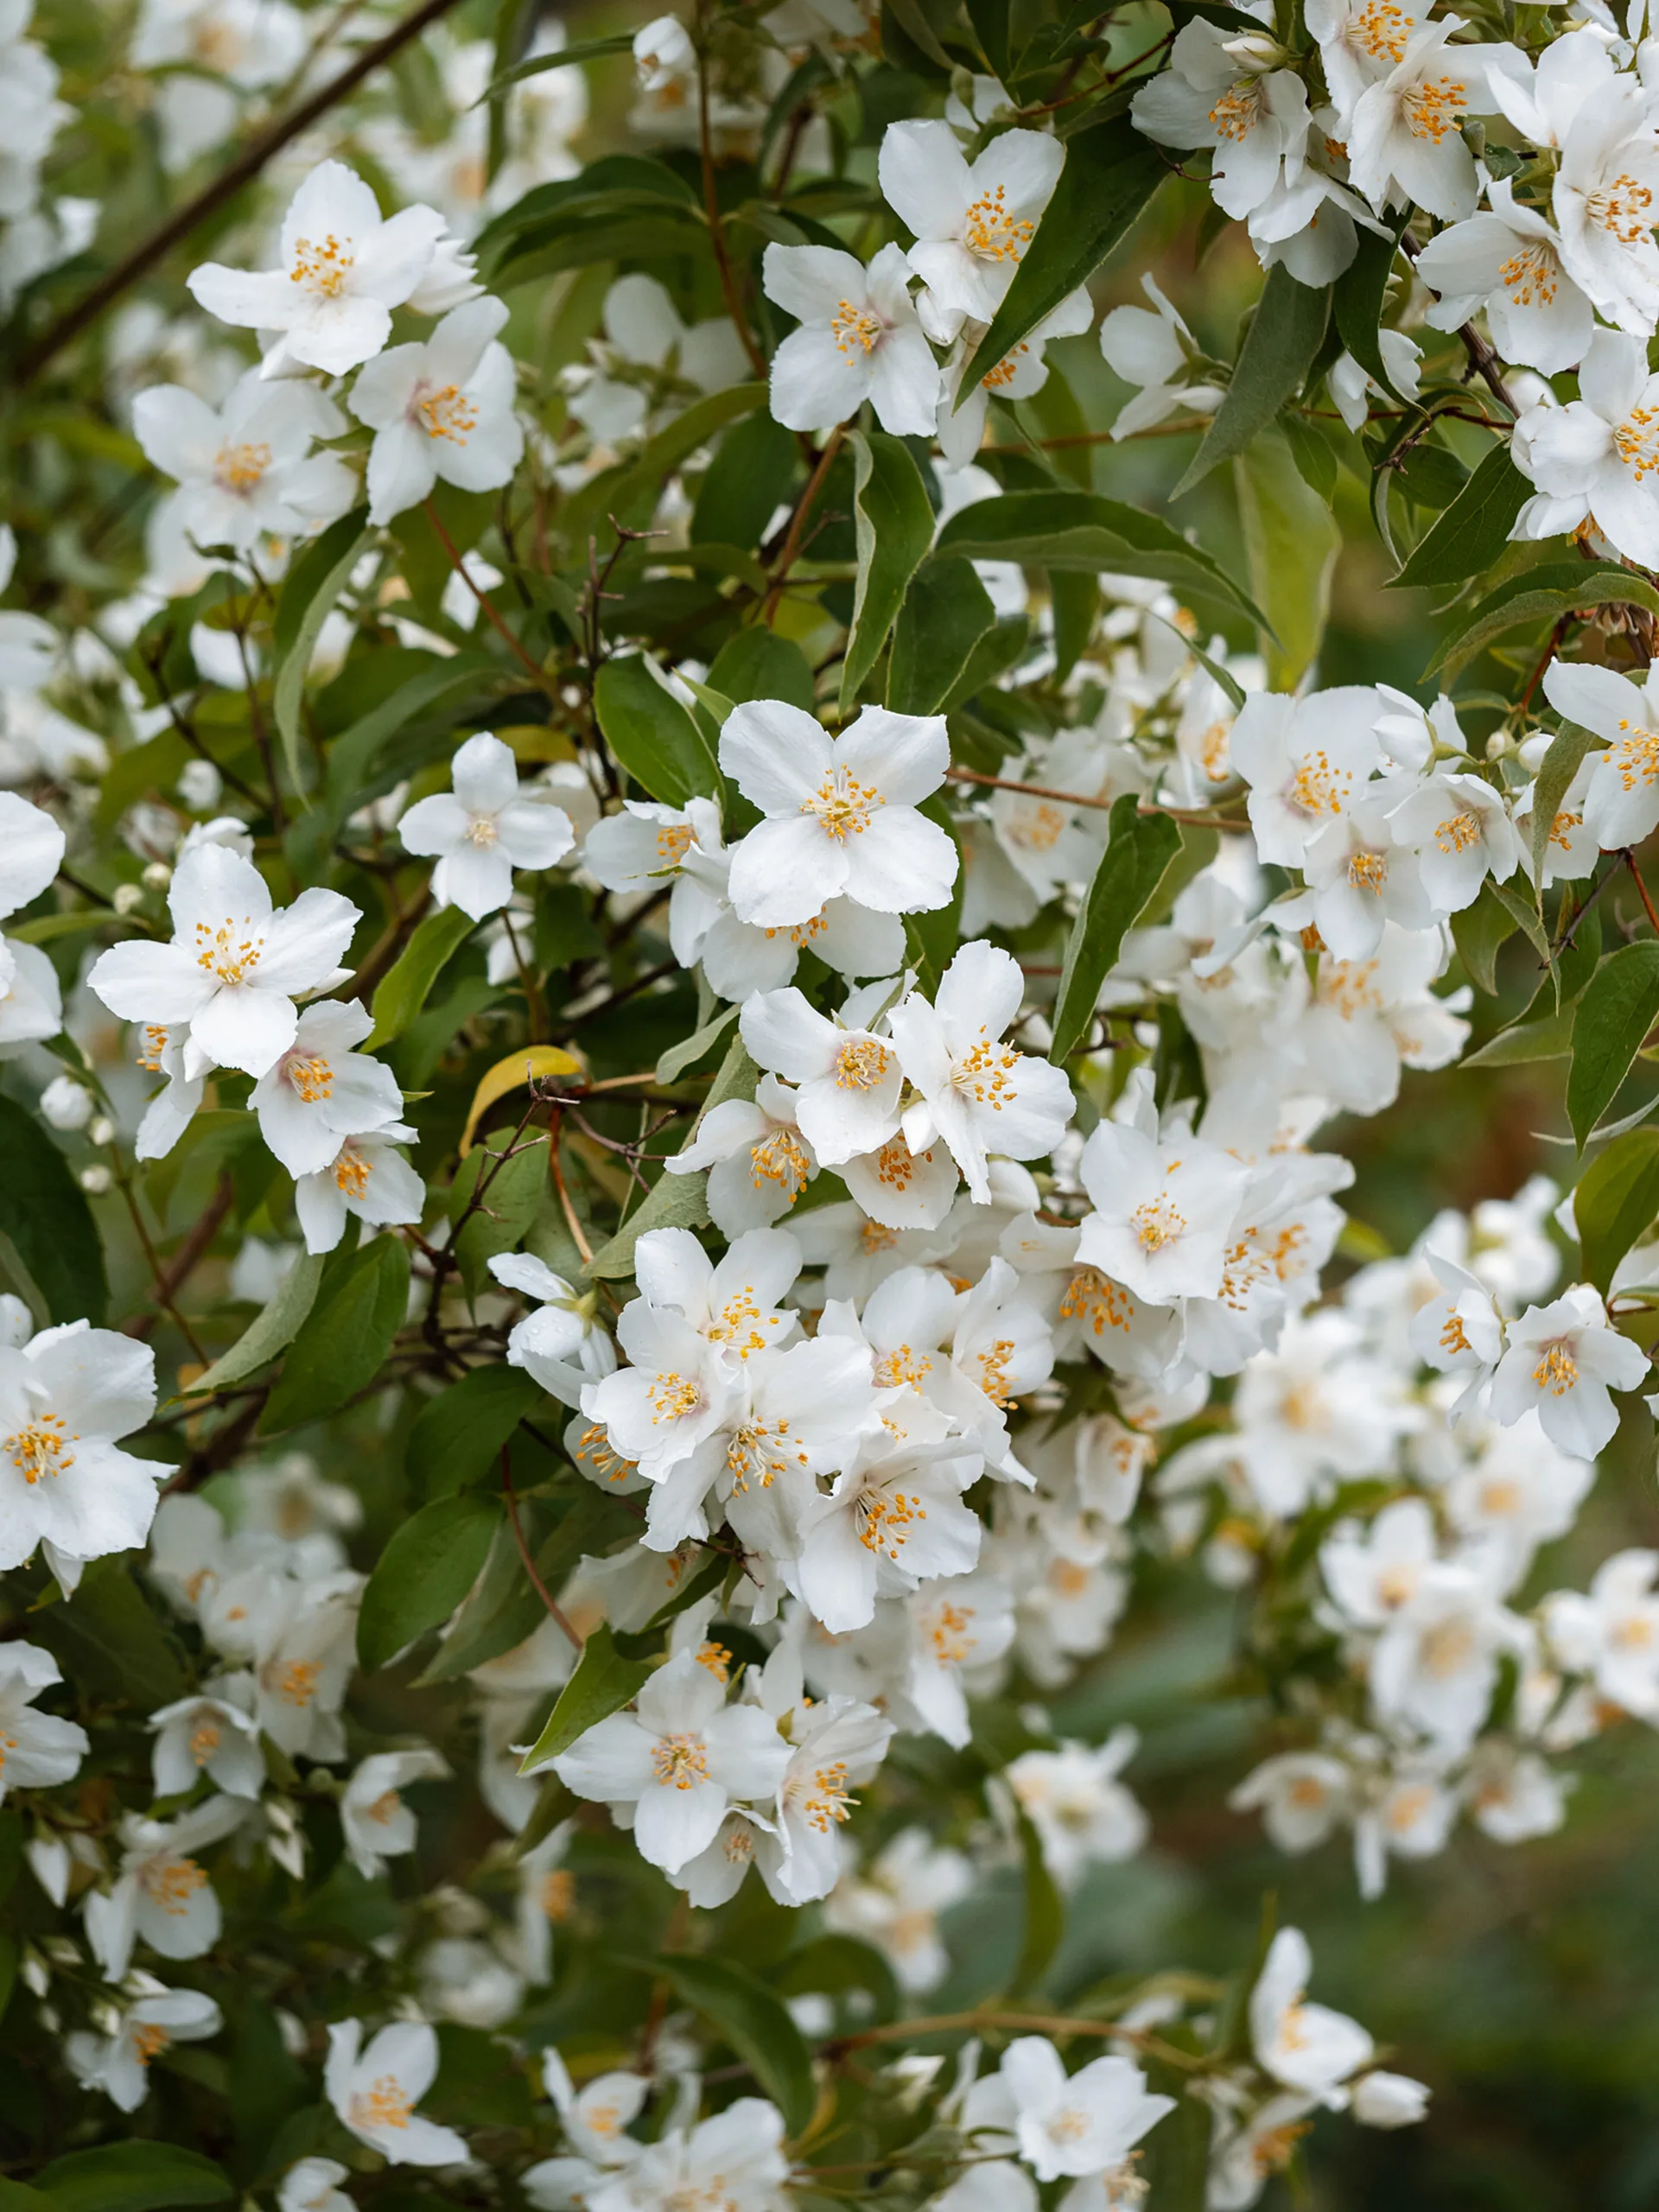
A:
[887,557,997,715]
[260,1236,410,1433]
[933,489,1271,633]
[451,1134,550,1300]
[357,1491,503,1671]
[320,654,502,832]
[1451,880,1518,995]
[594,654,721,806]
[1332,219,1407,395]
[693,411,800,556]
[960,116,1166,393]
[1425,563,1659,682]
[1051,798,1182,1060]
[707,627,816,712]
[416,1515,549,1683]
[1173,267,1331,498]
[657,1004,740,1084]
[1010,1807,1065,1996]
[479,29,633,98]
[186,1250,325,1396]
[1567,942,1659,1146]
[1389,444,1531,591]
[841,430,937,712]
[271,507,372,794]
[1235,426,1339,690]
[651,1953,816,2138]
[407,1363,549,1498]
[367,903,475,1047]
[585,1035,758,1280]
[1530,725,1598,889]
[1574,1126,1659,1294]
[29,1560,186,1711]
[1050,569,1100,686]
[561,384,768,554]
[518,1620,654,1770]
[33,2145,232,2212]
[773,1932,901,2027]
[0,1095,106,1324]
[1463,1001,1577,1068]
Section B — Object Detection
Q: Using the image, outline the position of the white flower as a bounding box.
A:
[1347,20,1498,222]
[586,2101,790,2212]
[1370,1560,1529,1752]
[252,1579,359,1758]
[0,790,64,917]
[1444,1414,1592,1594]
[130,0,304,168]
[542,2047,647,2167]
[550,1650,791,1874]
[348,296,524,524]
[763,241,939,436]
[1553,82,1659,338]
[85,1797,243,1980]
[741,984,903,1167]
[1230,687,1382,863]
[662,1073,819,1235]
[1407,1249,1503,1411]
[878,119,1065,328]
[1005,1732,1147,1888]
[999,2036,1174,2183]
[1075,1119,1249,1307]
[0,1642,87,1799]
[489,1251,616,1408]
[888,941,1073,1205]
[1387,769,1522,916]
[1415,180,1592,376]
[398,732,575,921]
[1297,791,1429,957]
[276,2158,354,2212]
[1130,23,1310,222]
[755,1661,893,1904]
[1099,274,1224,439]
[132,372,353,564]
[937,287,1094,472]
[1351,2070,1431,2128]
[1303,0,1425,123]
[149,1690,264,1800]
[1229,1751,1353,1853]
[1490,1284,1647,1456]
[1321,1496,1436,1627]
[823,1826,973,1991]
[324,2018,469,2165]
[718,700,957,928]
[295,1127,425,1255]
[794,1402,982,1632]
[89,843,359,1081]
[1206,2090,1319,2209]
[1513,328,1659,568]
[68,1986,223,2113]
[1542,1548,1659,1717]
[340,1747,449,1878]
[632,14,694,92]
[188,160,445,376]
[1540,655,1659,850]
[0,1323,161,1574]
[250,997,404,1177]
[1249,1926,1373,2104]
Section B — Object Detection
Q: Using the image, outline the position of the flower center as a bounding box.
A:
[417,383,480,442]
[140,1855,207,1913]
[214,440,270,493]
[289,234,354,298]
[650,1732,710,1789]
[1353,0,1409,59]
[804,767,882,839]
[1060,1267,1132,1334]
[138,1024,170,1072]
[193,917,264,985]
[749,1127,810,1196]
[1497,241,1559,308]
[834,1036,890,1090]
[1615,406,1659,480]
[855,1484,926,1557]
[830,300,882,357]
[981,341,1030,391]
[1286,751,1350,818]
[1532,1340,1579,1394]
[1348,849,1388,894]
[131,2021,172,2064]
[1006,800,1068,851]
[1611,719,1659,790]
[1440,1312,1471,1355]
[1587,173,1656,244]
[1131,1198,1186,1253]
[284,1052,334,1103]
[350,2076,412,2131]
[1402,75,1466,142]
[189,1717,221,1765]
[1434,810,1481,855]
[925,1598,975,1664]
[1421,1617,1477,1677]
[649,1370,705,1422]
[540,1867,575,1919]
[334,1143,372,1199]
[657,822,693,865]
[725,1416,804,1491]
[797,1760,855,1833]
[6,1414,76,1483]
[951,1036,1018,1107]
[962,182,1033,261]
[976,1338,1016,1406]
[1208,81,1262,141]
[273,1657,321,1706]
[873,1344,932,1389]
[465,813,499,845]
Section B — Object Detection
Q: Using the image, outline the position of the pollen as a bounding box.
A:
[1130,1197,1187,1253]
[1348,849,1388,894]
[926,1599,975,1664]
[131,2021,172,2064]
[651,1732,711,1789]
[801,1760,855,1833]
[1059,1267,1131,1335]
[856,1484,926,1558]
[213,440,271,493]
[138,1024,170,1072]
[1402,76,1467,143]
[649,1370,705,1422]
[1497,241,1560,308]
[804,766,883,840]
[952,1036,1018,1109]
[1611,720,1659,791]
[1614,405,1659,480]
[285,1053,334,1103]
[289,233,354,297]
[333,1143,372,1200]
[657,822,693,865]
[976,1338,1016,1407]
[6,1414,76,1484]
[1005,799,1069,851]
[350,2076,413,2131]
[1532,1340,1579,1395]
[193,916,264,985]
[962,181,1034,261]
[1353,0,1408,59]
[1440,1312,1471,1356]
[834,1036,890,1091]
[749,1127,810,1198]
[1207,80,1262,142]
[464,813,499,845]
[1286,750,1351,819]
[418,384,479,442]
[189,1716,222,1766]
[140,1855,207,1915]
[273,1657,321,1707]
[1587,172,1655,245]
[830,300,882,357]
[1434,810,1482,855]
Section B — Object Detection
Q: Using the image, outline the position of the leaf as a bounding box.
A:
[259,1236,410,1433]
[560,384,768,554]
[961,115,1166,392]
[460,1043,585,1155]
[1451,880,1518,995]
[657,1004,739,1084]
[841,430,937,712]
[651,1954,816,2137]
[416,1516,549,1682]
[1463,1001,1577,1068]
[518,1620,654,1770]
[1173,267,1331,498]
[692,412,801,556]
[1425,563,1659,682]
[584,1035,759,1280]
[407,1364,550,1498]
[451,1134,550,1300]
[321,654,503,831]
[1332,219,1407,395]
[1568,943,1659,1146]
[357,1491,503,1671]
[367,904,475,1047]
[773,1933,901,2026]
[933,489,1270,632]
[1010,1808,1064,1995]
[479,29,633,98]
[887,557,997,715]
[271,508,372,794]
[0,1095,106,1325]
[1050,569,1099,685]
[707,627,816,712]
[1574,1127,1659,1294]
[1389,444,1531,591]
[1051,798,1182,1060]
[184,1250,325,1395]
[33,2145,232,2212]
[594,654,721,806]
[1530,726,1598,889]
[1235,427,1339,690]
[29,1560,186,1712]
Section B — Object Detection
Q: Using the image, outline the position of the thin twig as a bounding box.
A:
[696,10,768,382]
[760,425,845,621]
[1624,848,1659,933]
[423,498,552,688]
[944,765,1246,829]
[502,1446,584,1650]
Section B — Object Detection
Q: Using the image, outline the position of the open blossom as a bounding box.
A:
[89,844,359,1082]
[1512,328,1659,568]
[1415,179,1592,376]
[149,1690,264,1800]
[67,1986,223,2113]
[341,1748,448,1878]
[348,296,524,524]
[1540,656,1659,851]
[325,2018,468,2166]
[1543,1548,1659,1718]
[0,1324,161,1576]
[741,983,903,1168]
[85,1797,243,1981]
[1552,82,1659,338]
[398,732,575,921]
[1250,1927,1374,2104]
[0,1642,87,1800]
[1099,273,1224,438]
[295,1127,425,1255]
[188,159,446,375]
[718,700,957,928]
[488,1250,616,1408]
[1489,1285,1648,1457]
[1006,1732,1147,1887]
[1230,687,1382,863]
[663,1073,819,1235]
[762,241,940,435]
[877,119,1064,329]
[1387,770,1522,916]
[1000,2037,1174,2183]
[1347,19,1503,223]
[1075,1109,1250,1306]
[549,1649,791,1874]
[249,998,404,1177]
[1130,23,1310,222]
[133,372,353,565]
[824,1826,973,1991]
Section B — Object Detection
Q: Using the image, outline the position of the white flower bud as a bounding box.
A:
[176,759,223,810]
[1351,2071,1431,2128]
[38,1075,93,1130]
[88,1116,115,1147]
[141,860,173,889]
[78,1165,112,1195]
[111,882,144,914]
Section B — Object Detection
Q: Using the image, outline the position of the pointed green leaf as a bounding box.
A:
[887,556,996,715]
[1173,267,1331,498]
[368,902,476,1047]
[1573,1126,1659,1293]
[651,1953,816,2137]
[260,1236,410,1433]
[1389,444,1531,591]
[271,507,372,795]
[518,1621,654,1770]
[358,1491,503,1671]
[595,653,722,806]
[842,429,937,710]
[1567,941,1659,1147]
[1051,798,1182,1060]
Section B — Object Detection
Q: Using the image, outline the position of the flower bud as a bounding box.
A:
[38,1075,93,1131]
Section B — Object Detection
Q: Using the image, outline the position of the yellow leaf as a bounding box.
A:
[460,1044,586,1157]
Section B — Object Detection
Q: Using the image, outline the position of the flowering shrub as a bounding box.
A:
[5,0,1659,2201]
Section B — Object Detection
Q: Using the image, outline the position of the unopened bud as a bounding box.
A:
[79,1166,112,1196]
[141,861,172,890]
[89,1116,115,1147]
[111,883,144,915]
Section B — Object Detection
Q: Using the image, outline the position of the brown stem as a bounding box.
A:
[697,25,768,383]
[1398,231,1517,418]
[944,765,1246,829]
[348,882,432,1004]
[1624,848,1659,933]
[124,1171,233,1351]
[423,498,552,688]
[14,0,475,383]
[760,424,845,622]
[501,1446,584,1650]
